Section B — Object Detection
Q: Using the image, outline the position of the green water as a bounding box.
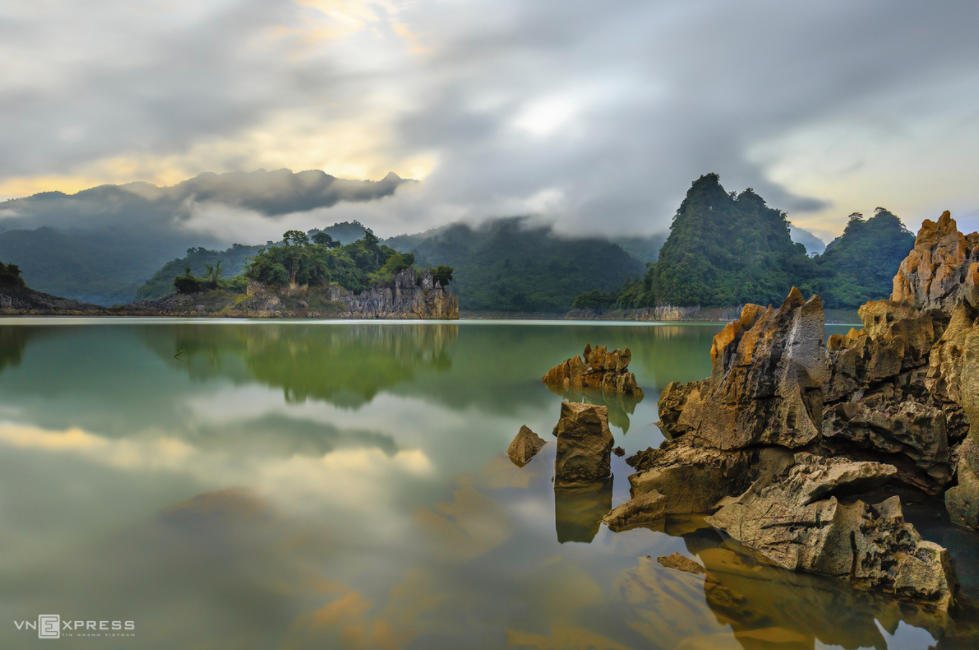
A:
[0,319,976,649]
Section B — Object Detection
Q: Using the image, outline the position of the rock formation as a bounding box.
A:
[656,552,705,575]
[507,425,546,467]
[552,401,614,486]
[542,344,644,398]
[611,212,979,610]
[113,266,459,319]
[0,287,103,315]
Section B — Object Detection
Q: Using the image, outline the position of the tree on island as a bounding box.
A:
[433,264,454,287]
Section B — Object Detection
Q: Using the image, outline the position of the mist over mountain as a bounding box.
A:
[386,217,644,313]
[789,225,826,256]
[0,171,408,304]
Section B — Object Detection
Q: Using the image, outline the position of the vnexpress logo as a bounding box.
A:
[14,615,135,639]
[38,615,60,639]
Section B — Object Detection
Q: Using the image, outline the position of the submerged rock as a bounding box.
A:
[707,454,957,611]
[656,552,706,575]
[552,402,614,486]
[542,344,644,398]
[506,425,547,467]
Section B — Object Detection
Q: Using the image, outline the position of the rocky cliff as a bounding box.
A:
[608,211,979,611]
[113,266,459,319]
[0,287,103,315]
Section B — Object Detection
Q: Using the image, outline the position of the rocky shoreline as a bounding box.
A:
[0,266,459,319]
[520,211,979,613]
[566,304,862,324]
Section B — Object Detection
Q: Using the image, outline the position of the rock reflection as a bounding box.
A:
[0,325,45,374]
[544,385,641,433]
[554,479,613,544]
[140,323,458,408]
[618,516,979,650]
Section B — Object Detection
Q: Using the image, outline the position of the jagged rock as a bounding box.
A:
[947,437,979,530]
[506,425,546,467]
[603,489,666,531]
[656,552,706,575]
[552,401,613,486]
[708,453,957,611]
[655,378,709,439]
[892,211,979,311]
[613,446,625,457]
[624,437,752,516]
[822,397,950,493]
[542,344,644,398]
[658,289,829,450]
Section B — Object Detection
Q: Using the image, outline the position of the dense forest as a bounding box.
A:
[0,260,26,290]
[385,217,644,312]
[574,174,915,311]
[136,221,369,301]
[168,228,450,298]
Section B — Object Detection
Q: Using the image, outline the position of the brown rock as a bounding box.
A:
[946,437,979,530]
[656,552,706,575]
[661,290,830,451]
[624,437,752,516]
[542,344,644,398]
[892,211,979,311]
[612,446,625,457]
[707,453,957,611]
[506,425,546,467]
[603,490,667,531]
[552,402,614,486]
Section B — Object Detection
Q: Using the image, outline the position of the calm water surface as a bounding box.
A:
[0,319,976,649]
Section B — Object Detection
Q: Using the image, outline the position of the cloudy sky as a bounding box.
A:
[2,0,979,241]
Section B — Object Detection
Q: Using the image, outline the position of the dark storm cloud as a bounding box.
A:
[2,0,979,237]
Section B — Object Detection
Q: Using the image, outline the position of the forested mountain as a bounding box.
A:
[135,222,368,301]
[809,209,915,308]
[0,171,405,305]
[386,217,644,312]
[577,174,916,311]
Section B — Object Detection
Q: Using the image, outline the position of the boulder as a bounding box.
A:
[947,437,979,530]
[542,344,644,398]
[506,425,547,467]
[603,489,667,531]
[552,402,614,486]
[708,454,957,611]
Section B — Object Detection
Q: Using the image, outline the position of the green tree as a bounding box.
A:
[432,265,454,287]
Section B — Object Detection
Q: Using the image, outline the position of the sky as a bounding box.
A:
[2,0,979,242]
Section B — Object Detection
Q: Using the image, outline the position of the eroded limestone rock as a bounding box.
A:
[947,437,979,531]
[707,454,957,611]
[506,425,546,467]
[542,344,644,398]
[892,211,979,311]
[658,289,830,451]
[552,402,614,486]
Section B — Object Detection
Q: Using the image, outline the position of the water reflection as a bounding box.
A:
[545,385,641,433]
[0,319,968,650]
[554,479,614,544]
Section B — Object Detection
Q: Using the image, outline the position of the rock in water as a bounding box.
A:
[542,344,644,398]
[552,402,613,486]
[506,425,546,467]
[656,552,706,575]
[707,454,957,611]
[656,290,830,450]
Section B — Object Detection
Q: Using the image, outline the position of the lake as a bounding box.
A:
[0,319,976,649]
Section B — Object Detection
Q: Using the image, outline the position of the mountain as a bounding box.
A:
[134,222,368,301]
[809,209,915,308]
[585,174,916,311]
[386,217,644,312]
[611,233,667,263]
[789,225,826,256]
[0,171,407,305]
